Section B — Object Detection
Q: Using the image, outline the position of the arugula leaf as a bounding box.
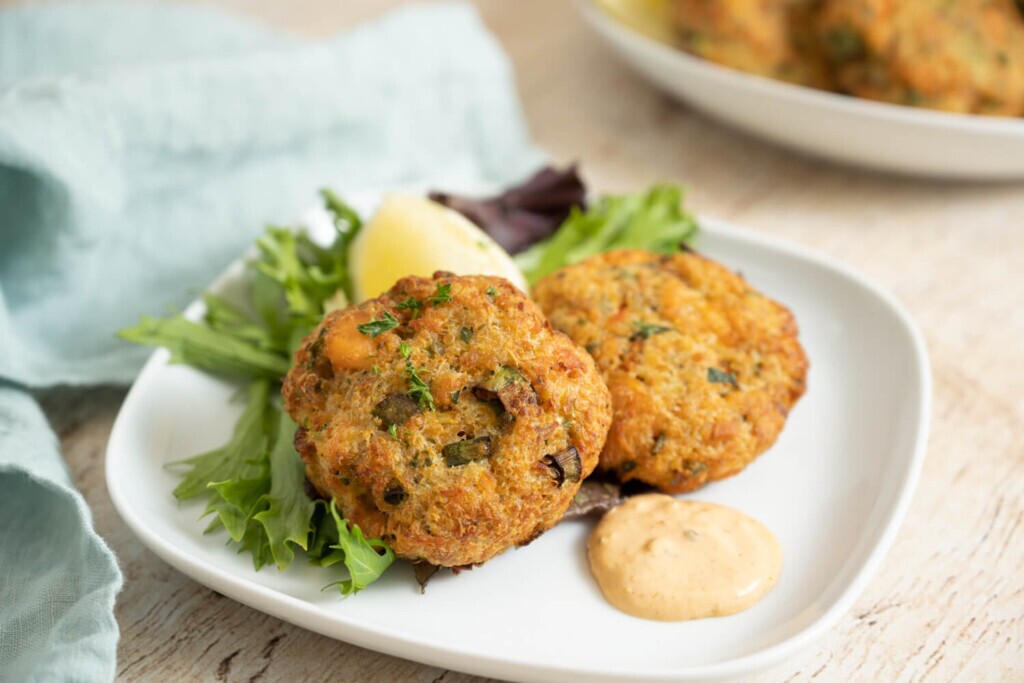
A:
[250,269,292,350]
[119,316,290,380]
[203,293,282,352]
[168,381,272,500]
[255,227,324,323]
[253,412,316,571]
[322,500,395,596]
[514,185,699,284]
[251,195,360,334]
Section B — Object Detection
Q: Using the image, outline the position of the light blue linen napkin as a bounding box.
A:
[0,3,540,680]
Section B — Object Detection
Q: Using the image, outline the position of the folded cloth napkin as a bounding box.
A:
[0,3,540,680]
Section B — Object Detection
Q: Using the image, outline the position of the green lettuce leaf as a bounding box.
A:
[122,190,395,590]
[206,475,270,543]
[252,191,362,331]
[237,517,275,571]
[169,380,272,500]
[118,316,290,380]
[320,189,363,304]
[252,411,316,571]
[202,293,283,353]
[514,184,699,284]
[322,499,395,596]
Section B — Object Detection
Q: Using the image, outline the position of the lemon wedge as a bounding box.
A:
[349,194,528,302]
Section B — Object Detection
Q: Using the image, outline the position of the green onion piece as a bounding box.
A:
[442,436,493,467]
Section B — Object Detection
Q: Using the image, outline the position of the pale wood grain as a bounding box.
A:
[26,0,1024,680]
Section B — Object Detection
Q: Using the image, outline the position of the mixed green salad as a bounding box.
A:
[119,167,698,595]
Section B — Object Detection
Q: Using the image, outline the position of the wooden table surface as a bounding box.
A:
[36,1,1024,681]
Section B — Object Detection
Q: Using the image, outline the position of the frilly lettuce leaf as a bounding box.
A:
[321,500,395,596]
[252,412,315,570]
[514,184,698,284]
[169,380,272,501]
[123,192,391,593]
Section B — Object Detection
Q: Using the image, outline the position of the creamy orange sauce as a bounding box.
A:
[587,494,781,621]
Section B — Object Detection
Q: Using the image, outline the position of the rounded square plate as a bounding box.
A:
[106,203,930,682]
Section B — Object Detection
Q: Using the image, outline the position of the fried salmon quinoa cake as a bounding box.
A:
[816,0,1024,116]
[282,273,612,568]
[533,249,807,494]
[669,0,832,89]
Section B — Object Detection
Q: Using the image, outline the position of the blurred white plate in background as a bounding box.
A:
[580,0,1024,180]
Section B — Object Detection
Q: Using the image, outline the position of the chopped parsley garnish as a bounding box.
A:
[460,326,473,343]
[406,365,434,411]
[427,282,452,306]
[631,320,674,341]
[396,297,424,318]
[707,367,739,388]
[485,286,498,297]
[387,423,398,439]
[370,364,381,375]
[450,390,460,404]
[356,311,399,338]
[399,343,435,411]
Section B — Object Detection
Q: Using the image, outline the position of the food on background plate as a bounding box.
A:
[283,272,612,567]
[594,0,678,44]
[533,249,807,493]
[596,0,1024,117]
[119,165,800,620]
[669,0,831,89]
[816,0,1024,116]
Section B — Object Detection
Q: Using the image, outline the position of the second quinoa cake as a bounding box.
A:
[283,272,612,568]
[533,249,808,494]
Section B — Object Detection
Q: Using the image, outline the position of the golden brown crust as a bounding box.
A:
[533,249,807,493]
[670,0,832,89]
[282,273,612,567]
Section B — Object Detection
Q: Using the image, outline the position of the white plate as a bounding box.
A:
[106,205,931,682]
[580,0,1024,179]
